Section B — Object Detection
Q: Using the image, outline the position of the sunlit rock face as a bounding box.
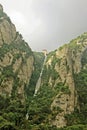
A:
[0,5,34,101]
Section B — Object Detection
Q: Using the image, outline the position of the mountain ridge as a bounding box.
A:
[0,4,87,130]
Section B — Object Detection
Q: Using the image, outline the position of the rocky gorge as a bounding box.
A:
[0,4,87,130]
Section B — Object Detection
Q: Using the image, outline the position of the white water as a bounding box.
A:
[26,55,47,119]
[34,55,47,96]
[26,113,29,120]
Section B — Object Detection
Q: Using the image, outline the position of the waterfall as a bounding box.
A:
[26,113,29,120]
[34,55,47,96]
[26,54,47,120]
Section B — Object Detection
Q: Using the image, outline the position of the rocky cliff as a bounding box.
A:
[0,4,34,101]
[0,4,87,130]
[40,33,87,127]
[24,33,87,129]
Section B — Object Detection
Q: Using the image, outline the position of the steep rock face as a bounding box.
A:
[0,5,34,101]
[0,19,16,45]
[41,33,87,127]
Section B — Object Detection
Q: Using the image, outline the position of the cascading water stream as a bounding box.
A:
[26,54,47,120]
[34,55,47,96]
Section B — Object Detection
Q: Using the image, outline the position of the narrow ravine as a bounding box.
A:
[26,54,47,120]
[34,55,47,96]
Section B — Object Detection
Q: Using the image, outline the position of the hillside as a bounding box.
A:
[0,4,87,130]
[0,4,34,129]
[27,33,87,130]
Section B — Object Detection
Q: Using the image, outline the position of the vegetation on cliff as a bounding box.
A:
[26,33,87,129]
[27,51,44,97]
[0,4,87,130]
[0,4,34,130]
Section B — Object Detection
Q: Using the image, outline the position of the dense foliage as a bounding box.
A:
[0,95,27,130]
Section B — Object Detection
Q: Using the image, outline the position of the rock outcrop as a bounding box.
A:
[0,5,34,101]
[41,33,87,127]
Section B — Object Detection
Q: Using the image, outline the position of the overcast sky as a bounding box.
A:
[0,0,87,51]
